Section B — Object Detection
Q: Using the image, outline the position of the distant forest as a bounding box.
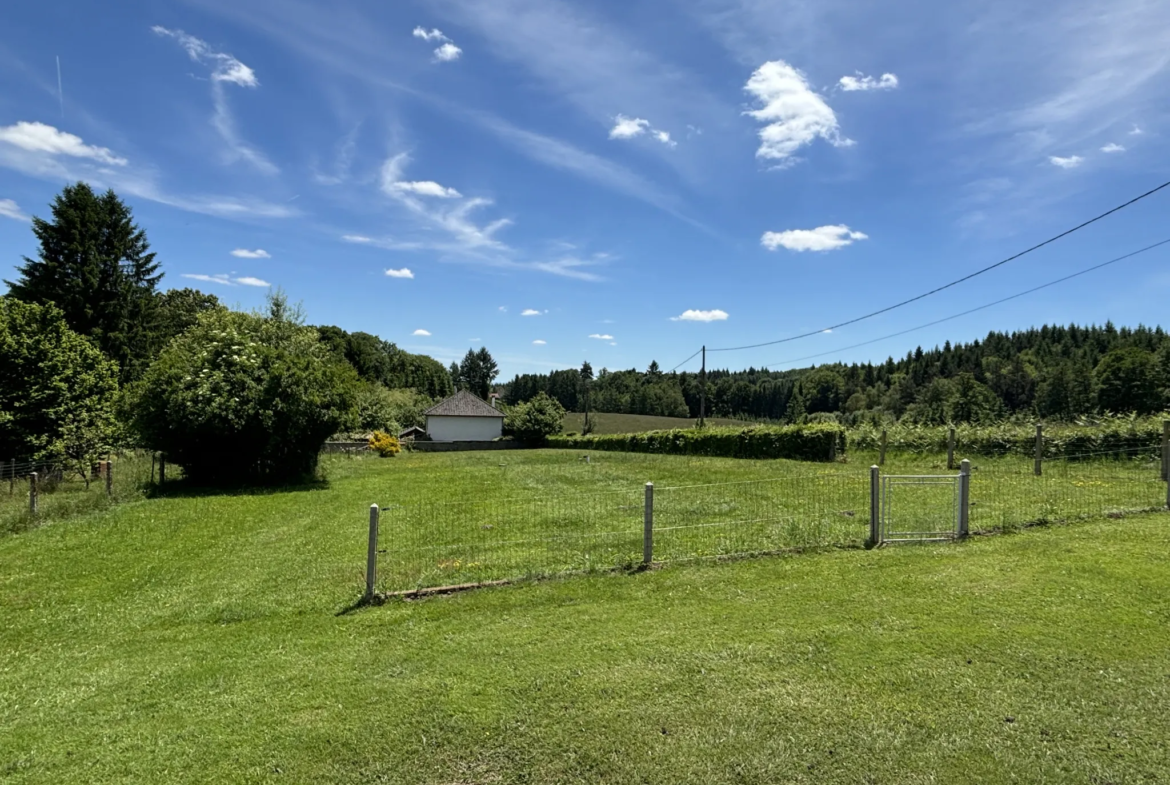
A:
[501,324,1170,425]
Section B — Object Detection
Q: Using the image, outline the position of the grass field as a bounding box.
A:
[2,450,1169,783]
[562,411,753,434]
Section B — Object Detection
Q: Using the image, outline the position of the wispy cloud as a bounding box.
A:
[384,267,414,278]
[413,26,461,61]
[671,309,729,322]
[532,339,547,345]
[153,26,277,175]
[1129,125,1144,136]
[1048,155,1083,169]
[0,121,127,165]
[761,224,868,252]
[589,333,615,340]
[231,248,270,258]
[744,60,853,165]
[838,72,898,91]
[412,328,431,336]
[390,180,462,198]
[529,257,606,282]
[521,309,544,316]
[182,273,271,287]
[1100,143,1126,153]
[608,115,676,148]
[0,198,30,222]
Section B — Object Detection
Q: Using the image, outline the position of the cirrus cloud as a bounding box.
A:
[761,224,868,252]
[588,333,614,340]
[182,273,270,287]
[671,309,729,322]
[0,198,30,222]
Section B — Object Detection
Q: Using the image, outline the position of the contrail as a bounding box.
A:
[56,56,64,118]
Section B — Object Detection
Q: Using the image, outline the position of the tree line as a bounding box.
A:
[503,323,1170,425]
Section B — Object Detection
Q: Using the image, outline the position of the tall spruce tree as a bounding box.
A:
[6,183,163,381]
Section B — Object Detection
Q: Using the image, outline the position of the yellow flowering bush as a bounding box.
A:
[368,431,400,457]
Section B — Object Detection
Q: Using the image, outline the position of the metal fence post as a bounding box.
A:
[958,459,971,538]
[879,430,888,466]
[643,482,654,566]
[105,460,113,498]
[1034,424,1043,477]
[1161,420,1169,482]
[869,465,880,546]
[947,427,956,470]
[365,504,380,599]
[29,472,37,515]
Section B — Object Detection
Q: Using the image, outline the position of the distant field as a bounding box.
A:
[1,449,1168,783]
[562,411,752,434]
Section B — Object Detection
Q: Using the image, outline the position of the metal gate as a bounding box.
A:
[880,468,969,543]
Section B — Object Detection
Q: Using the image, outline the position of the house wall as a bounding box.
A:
[426,415,503,442]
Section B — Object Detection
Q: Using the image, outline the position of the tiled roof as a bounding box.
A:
[424,390,505,418]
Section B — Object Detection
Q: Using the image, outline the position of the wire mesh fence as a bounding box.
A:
[371,447,1169,594]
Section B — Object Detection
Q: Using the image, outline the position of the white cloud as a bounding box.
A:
[0,121,127,165]
[1049,155,1084,169]
[671,309,729,322]
[181,273,270,287]
[231,248,270,258]
[1100,143,1126,153]
[412,329,431,336]
[412,27,449,42]
[521,308,543,316]
[609,342,617,346]
[761,224,868,252]
[0,198,30,222]
[609,115,650,139]
[589,333,614,340]
[153,27,277,175]
[498,306,508,312]
[529,257,605,281]
[343,234,373,244]
[434,43,463,62]
[743,60,853,164]
[391,180,462,198]
[532,339,547,345]
[1129,125,1144,136]
[653,130,676,148]
[839,72,899,92]
[384,267,414,279]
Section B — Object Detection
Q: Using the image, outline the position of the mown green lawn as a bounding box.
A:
[2,451,1168,783]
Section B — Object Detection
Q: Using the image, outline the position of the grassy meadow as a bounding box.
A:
[562,411,752,434]
[2,449,1168,783]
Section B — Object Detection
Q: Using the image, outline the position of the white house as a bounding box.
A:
[424,390,505,442]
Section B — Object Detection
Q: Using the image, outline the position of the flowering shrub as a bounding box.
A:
[368,431,400,457]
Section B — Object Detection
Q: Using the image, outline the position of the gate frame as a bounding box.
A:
[873,460,971,545]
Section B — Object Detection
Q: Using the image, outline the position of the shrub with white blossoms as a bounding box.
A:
[127,293,359,485]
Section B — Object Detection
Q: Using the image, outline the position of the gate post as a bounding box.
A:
[958,459,971,537]
[365,504,380,600]
[869,466,881,547]
[643,482,654,566]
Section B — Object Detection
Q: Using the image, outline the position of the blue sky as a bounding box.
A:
[1,0,1168,380]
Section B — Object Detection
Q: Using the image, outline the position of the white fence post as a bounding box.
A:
[869,465,880,547]
[1034,425,1043,477]
[29,472,37,515]
[643,482,654,567]
[958,459,971,537]
[365,504,380,599]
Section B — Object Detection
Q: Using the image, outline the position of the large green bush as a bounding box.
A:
[0,297,119,464]
[128,295,359,484]
[549,423,845,462]
[504,392,566,445]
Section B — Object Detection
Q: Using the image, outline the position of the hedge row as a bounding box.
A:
[848,417,1167,459]
[548,423,846,462]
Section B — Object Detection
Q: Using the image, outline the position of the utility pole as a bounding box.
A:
[699,345,707,428]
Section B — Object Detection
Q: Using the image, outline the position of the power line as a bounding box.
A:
[669,347,703,372]
[756,237,1170,369]
[709,178,1170,353]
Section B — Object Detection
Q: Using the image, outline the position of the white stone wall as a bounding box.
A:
[426,415,503,442]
